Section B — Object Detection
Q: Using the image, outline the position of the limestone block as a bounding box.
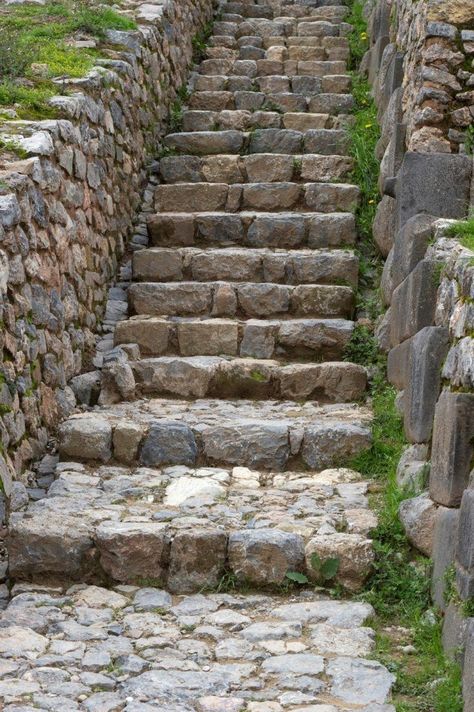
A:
[168,529,227,593]
[229,529,305,585]
[140,421,198,467]
[390,260,440,347]
[96,522,170,583]
[432,507,459,610]
[59,417,112,462]
[399,493,438,557]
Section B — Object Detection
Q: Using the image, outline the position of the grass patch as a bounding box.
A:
[443,217,474,252]
[0,0,136,117]
[192,20,213,64]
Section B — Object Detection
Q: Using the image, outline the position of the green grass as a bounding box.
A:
[443,217,474,252]
[0,0,136,117]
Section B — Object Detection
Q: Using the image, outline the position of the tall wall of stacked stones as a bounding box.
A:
[0,0,215,490]
[365,0,474,704]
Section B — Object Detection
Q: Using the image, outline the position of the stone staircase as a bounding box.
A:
[1,1,397,709]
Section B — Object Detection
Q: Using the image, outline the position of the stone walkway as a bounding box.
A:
[1,0,396,709]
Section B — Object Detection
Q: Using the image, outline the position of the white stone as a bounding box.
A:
[164,476,226,506]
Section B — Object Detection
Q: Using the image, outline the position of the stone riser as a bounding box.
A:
[57,407,372,472]
[164,128,351,156]
[181,110,338,132]
[158,153,354,184]
[153,181,359,213]
[115,316,355,360]
[147,211,357,249]
[132,356,367,402]
[128,281,354,319]
[198,58,347,77]
[206,45,349,62]
[187,89,354,113]
[132,247,358,286]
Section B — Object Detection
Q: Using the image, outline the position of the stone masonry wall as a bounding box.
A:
[0,0,215,491]
[365,0,474,707]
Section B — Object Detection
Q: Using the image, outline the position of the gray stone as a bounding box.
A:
[140,421,198,467]
[432,508,459,610]
[456,487,474,600]
[168,529,227,593]
[399,493,438,557]
[133,588,172,611]
[372,196,395,257]
[301,423,371,469]
[69,371,101,406]
[403,327,450,443]
[392,152,472,230]
[429,390,474,507]
[327,657,394,705]
[396,444,429,491]
[95,522,170,583]
[202,422,289,469]
[59,417,112,463]
[9,481,28,511]
[463,619,474,710]
[392,214,435,288]
[442,602,468,660]
[228,529,305,585]
[390,260,441,347]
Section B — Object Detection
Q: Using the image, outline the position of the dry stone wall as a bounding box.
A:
[0,0,216,490]
[365,0,474,706]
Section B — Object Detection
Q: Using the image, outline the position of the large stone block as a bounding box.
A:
[429,391,474,507]
[372,195,395,257]
[463,619,474,711]
[168,529,227,593]
[228,529,305,585]
[387,337,412,390]
[392,152,472,230]
[305,533,374,591]
[399,493,438,557]
[58,416,112,463]
[95,522,170,583]
[403,327,450,443]
[202,422,290,469]
[140,421,198,467]
[390,260,440,347]
[431,507,459,610]
[392,214,435,289]
[456,487,474,600]
[301,423,371,469]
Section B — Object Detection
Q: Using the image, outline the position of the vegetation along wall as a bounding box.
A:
[364,0,474,706]
[0,0,216,489]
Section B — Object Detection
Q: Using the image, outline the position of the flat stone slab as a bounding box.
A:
[8,463,376,590]
[0,585,395,711]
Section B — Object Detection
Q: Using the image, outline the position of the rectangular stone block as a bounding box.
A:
[429,390,474,507]
[390,259,440,347]
[403,327,450,443]
[394,152,472,230]
[392,214,435,289]
[456,488,474,600]
[431,508,459,610]
[387,336,412,390]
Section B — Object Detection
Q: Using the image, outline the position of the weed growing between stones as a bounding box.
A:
[345,2,464,709]
[0,0,136,118]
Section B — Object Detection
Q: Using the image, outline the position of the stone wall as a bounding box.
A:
[0,0,215,490]
[365,0,474,707]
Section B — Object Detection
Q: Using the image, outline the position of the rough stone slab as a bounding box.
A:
[429,390,474,507]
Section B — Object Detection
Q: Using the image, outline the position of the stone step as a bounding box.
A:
[55,398,372,472]
[165,128,350,155]
[132,247,359,286]
[128,281,354,319]
[132,356,367,402]
[221,2,274,18]
[205,33,349,58]
[8,462,376,592]
[198,58,348,78]
[153,181,359,213]
[158,153,353,184]
[115,315,355,360]
[188,86,354,114]
[181,109,336,132]
[148,211,356,249]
